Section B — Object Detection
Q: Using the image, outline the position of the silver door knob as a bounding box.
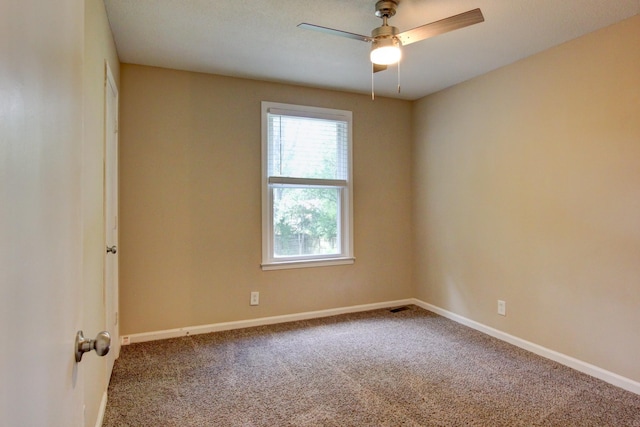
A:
[106,245,117,254]
[75,330,111,362]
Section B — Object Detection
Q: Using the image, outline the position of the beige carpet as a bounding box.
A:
[103,306,640,426]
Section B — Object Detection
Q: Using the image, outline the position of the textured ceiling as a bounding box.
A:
[103,0,639,100]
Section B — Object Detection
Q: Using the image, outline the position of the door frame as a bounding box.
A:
[104,61,120,378]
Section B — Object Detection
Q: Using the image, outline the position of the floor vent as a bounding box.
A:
[389,306,410,313]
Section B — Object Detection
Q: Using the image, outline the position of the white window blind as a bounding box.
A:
[267,112,348,182]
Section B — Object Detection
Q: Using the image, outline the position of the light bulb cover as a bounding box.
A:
[370,37,401,65]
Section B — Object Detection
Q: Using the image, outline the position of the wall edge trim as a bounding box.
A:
[412,299,640,396]
[94,391,107,427]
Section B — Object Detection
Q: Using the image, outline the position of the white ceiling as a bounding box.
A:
[103,0,639,100]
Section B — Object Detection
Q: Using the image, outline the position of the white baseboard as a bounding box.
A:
[411,298,640,396]
[122,299,414,345]
[95,391,107,427]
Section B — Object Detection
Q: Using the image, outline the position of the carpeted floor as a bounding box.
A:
[103,306,640,426]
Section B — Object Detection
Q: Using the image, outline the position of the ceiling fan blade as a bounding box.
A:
[297,23,371,42]
[397,8,484,46]
[373,63,388,73]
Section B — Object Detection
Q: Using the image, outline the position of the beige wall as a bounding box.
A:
[413,15,640,383]
[119,66,414,335]
[83,0,120,425]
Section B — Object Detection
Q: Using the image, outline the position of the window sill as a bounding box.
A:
[261,257,355,271]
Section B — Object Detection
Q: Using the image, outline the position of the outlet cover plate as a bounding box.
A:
[250,291,259,306]
[497,300,506,316]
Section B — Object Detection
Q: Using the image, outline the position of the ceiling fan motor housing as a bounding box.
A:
[371,25,399,39]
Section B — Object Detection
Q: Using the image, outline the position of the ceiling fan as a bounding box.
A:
[298,0,484,74]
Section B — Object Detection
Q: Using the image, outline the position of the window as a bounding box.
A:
[261,102,354,270]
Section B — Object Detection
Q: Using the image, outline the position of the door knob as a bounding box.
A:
[106,245,117,254]
[75,330,111,362]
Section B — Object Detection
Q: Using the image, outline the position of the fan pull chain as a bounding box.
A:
[371,62,375,100]
[397,58,401,94]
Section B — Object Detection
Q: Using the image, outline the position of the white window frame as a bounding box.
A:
[261,101,354,271]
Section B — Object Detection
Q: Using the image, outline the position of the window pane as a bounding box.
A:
[273,186,340,258]
[268,115,348,180]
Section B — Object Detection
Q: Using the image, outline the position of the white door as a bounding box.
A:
[0,1,85,426]
[105,63,120,377]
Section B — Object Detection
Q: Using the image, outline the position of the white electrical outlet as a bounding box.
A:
[497,300,506,316]
[250,291,259,306]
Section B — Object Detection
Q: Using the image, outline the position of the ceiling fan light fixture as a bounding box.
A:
[370,37,401,65]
